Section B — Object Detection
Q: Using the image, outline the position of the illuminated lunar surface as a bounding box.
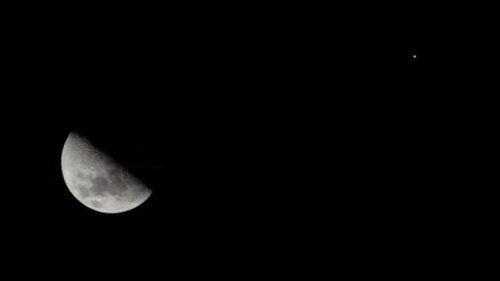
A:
[61,133,151,213]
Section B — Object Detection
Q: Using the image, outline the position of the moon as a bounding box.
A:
[61,132,152,213]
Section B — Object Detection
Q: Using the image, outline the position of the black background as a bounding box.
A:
[1,3,448,279]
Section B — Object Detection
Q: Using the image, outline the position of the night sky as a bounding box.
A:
[2,4,440,279]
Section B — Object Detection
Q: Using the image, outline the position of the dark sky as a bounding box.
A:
[2,5,440,279]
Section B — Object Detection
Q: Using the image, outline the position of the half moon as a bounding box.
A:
[61,132,152,213]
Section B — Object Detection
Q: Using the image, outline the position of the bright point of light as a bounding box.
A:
[412,54,417,59]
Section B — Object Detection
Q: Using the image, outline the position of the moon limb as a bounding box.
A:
[61,132,151,214]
